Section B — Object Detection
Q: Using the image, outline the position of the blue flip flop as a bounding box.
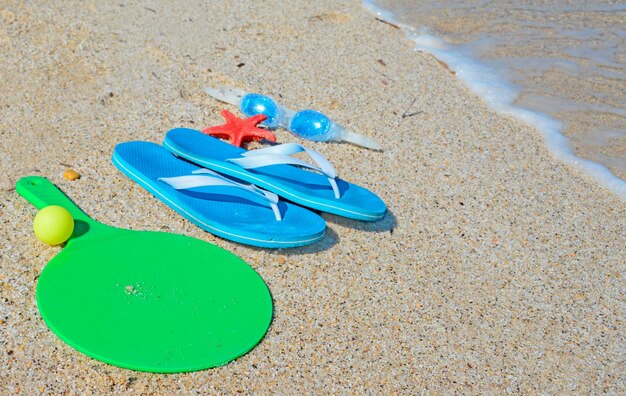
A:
[163,128,387,221]
[112,141,326,248]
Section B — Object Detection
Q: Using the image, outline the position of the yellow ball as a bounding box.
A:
[33,206,74,245]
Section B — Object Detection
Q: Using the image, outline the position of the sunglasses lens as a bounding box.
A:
[241,94,280,127]
[290,110,331,141]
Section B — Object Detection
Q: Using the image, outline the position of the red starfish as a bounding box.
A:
[201,109,277,147]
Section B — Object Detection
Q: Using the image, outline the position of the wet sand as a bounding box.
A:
[371,0,626,182]
[1,0,624,393]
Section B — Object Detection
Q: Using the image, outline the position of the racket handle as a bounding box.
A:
[16,176,94,224]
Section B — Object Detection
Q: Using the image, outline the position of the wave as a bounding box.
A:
[362,0,626,199]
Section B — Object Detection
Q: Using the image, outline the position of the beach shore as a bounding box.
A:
[1,0,624,393]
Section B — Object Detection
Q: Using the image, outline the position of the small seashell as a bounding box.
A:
[63,169,80,181]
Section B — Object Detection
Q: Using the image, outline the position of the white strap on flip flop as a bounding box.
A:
[226,143,341,199]
[158,168,282,221]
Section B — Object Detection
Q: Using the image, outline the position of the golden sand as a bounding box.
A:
[0,1,624,393]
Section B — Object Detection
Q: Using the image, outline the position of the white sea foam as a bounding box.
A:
[362,0,626,198]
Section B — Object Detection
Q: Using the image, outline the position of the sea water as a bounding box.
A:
[363,0,626,198]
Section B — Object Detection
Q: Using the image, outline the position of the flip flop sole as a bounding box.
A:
[113,142,326,248]
[163,129,387,221]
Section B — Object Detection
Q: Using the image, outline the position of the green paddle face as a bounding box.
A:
[16,176,273,373]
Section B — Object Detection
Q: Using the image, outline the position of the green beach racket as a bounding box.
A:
[16,176,273,373]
